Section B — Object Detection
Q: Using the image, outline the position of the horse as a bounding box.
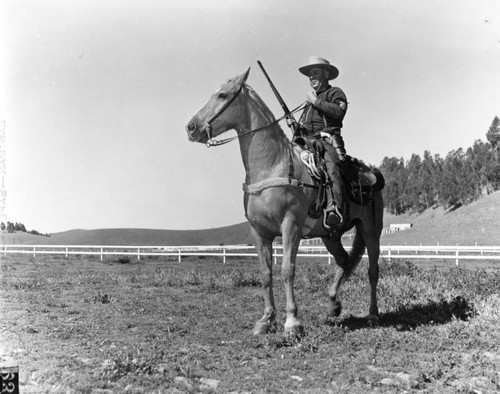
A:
[186,68,384,336]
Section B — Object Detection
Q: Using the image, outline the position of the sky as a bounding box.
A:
[0,0,499,233]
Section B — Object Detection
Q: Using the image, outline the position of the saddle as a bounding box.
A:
[295,138,328,218]
[294,137,385,216]
[339,157,385,206]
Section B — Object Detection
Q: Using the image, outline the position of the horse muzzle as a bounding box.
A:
[185,121,209,144]
[186,121,198,141]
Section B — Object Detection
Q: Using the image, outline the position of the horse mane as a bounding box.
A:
[242,84,293,168]
[244,84,288,138]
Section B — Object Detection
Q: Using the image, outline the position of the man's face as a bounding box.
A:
[308,67,328,91]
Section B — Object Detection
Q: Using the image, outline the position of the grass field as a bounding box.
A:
[1,254,500,393]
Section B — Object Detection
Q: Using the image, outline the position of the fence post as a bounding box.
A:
[223,248,226,264]
[178,249,181,263]
[455,247,459,267]
[328,255,332,265]
[137,248,141,261]
[33,246,36,258]
[100,248,104,261]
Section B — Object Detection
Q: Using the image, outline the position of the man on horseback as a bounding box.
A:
[292,56,349,228]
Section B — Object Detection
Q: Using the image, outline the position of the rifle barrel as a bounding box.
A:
[257,60,291,115]
[257,60,295,121]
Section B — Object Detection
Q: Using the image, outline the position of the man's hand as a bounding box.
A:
[285,118,302,136]
[306,91,318,105]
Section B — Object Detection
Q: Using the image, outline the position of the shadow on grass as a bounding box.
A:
[338,296,474,331]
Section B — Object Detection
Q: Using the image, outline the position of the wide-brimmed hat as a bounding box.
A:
[299,56,339,80]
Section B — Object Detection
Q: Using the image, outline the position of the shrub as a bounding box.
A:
[116,256,132,264]
[230,269,261,287]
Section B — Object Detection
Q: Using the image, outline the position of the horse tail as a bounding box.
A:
[343,230,366,281]
[372,168,385,191]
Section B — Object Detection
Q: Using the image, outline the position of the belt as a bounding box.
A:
[313,127,341,138]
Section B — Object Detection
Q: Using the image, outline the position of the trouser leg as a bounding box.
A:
[331,134,347,162]
[323,143,345,227]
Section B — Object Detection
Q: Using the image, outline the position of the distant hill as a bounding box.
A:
[380,190,500,246]
[2,222,252,246]
[3,191,500,246]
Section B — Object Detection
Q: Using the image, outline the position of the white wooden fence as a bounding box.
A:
[2,244,500,266]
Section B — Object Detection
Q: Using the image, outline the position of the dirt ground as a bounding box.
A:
[1,254,500,393]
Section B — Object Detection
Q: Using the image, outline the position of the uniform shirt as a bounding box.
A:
[299,85,348,136]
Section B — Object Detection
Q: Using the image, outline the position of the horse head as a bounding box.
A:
[186,68,250,146]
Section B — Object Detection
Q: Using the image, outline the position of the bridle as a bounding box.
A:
[201,80,306,147]
[194,80,318,192]
[204,78,247,145]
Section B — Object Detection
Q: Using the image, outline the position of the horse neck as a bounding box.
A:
[237,89,291,184]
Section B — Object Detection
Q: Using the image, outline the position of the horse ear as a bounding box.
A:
[234,67,250,87]
[242,67,251,83]
[226,68,250,92]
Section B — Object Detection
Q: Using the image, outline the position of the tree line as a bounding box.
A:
[379,116,500,215]
[1,221,49,236]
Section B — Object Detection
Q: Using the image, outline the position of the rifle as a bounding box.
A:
[257,60,301,137]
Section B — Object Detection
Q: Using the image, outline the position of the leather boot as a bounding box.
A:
[324,186,343,228]
[321,142,345,228]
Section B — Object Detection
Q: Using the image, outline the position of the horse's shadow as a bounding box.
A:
[336,296,474,331]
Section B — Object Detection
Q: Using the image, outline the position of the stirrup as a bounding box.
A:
[323,205,343,229]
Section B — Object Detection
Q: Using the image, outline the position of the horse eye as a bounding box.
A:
[218,92,228,100]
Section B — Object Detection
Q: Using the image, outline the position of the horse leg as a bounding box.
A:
[281,221,303,337]
[321,236,349,320]
[364,234,380,325]
[250,225,276,335]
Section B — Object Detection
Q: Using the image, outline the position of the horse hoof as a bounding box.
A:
[284,323,304,338]
[252,321,273,335]
[367,315,380,327]
[327,301,342,318]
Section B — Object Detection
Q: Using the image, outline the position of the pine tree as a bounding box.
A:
[468,140,494,194]
[439,149,463,207]
[406,154,424,212]
[380,156,407,214]
[486,116,500,160]
[420,150,437,208]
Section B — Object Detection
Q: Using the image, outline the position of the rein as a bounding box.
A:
[203,83,317,193]
[205,88,306,147]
